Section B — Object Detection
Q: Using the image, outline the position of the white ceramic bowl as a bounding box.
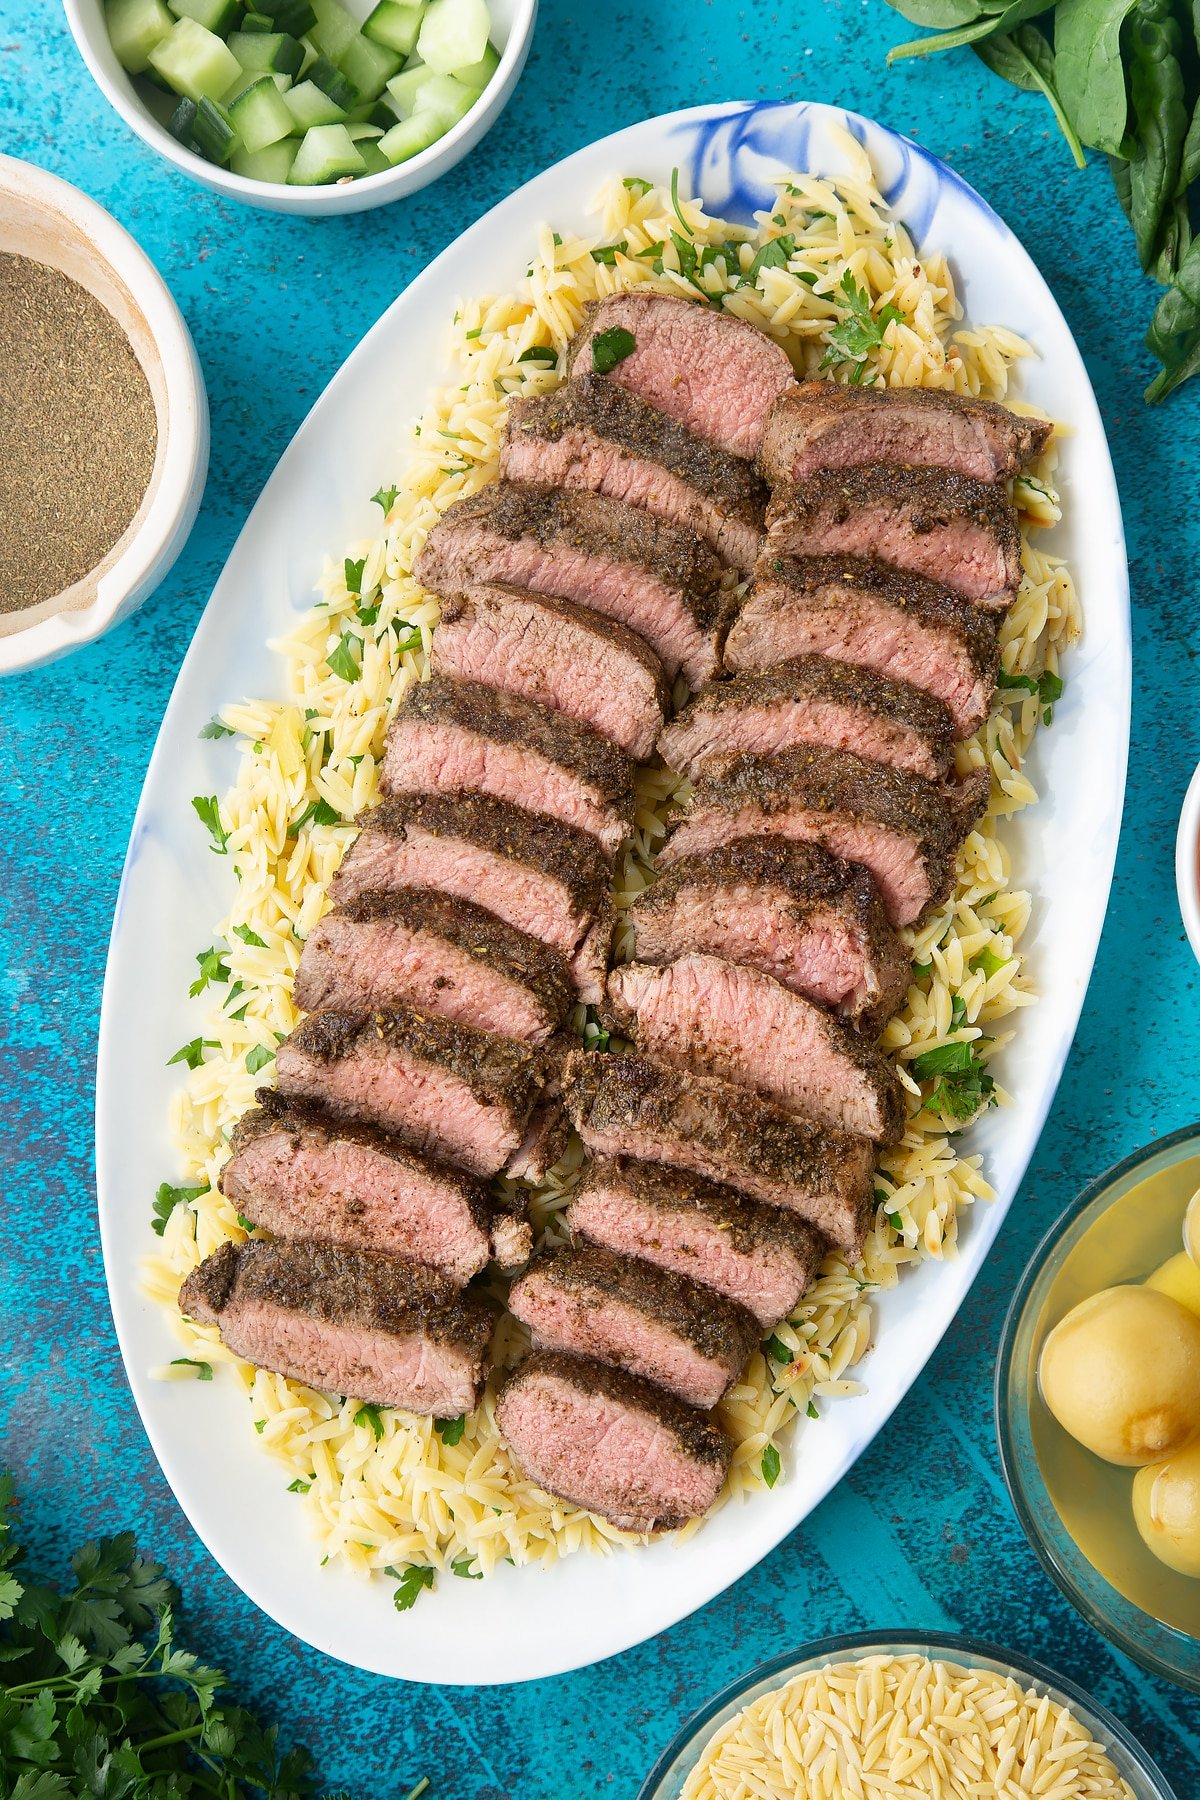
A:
[0,155,207,675]
[1176,759,1200,965]
[64,0,537,217]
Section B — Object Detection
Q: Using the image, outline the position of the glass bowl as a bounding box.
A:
[637,1631,1177,1800]
[996,1125,1200,1694]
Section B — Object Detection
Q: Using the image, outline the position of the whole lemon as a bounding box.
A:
[1146,1251,1200,1320]
[1132,1439,1200,1578]
[1186,1187,1200,1268]
[1038,1285,1200,1466]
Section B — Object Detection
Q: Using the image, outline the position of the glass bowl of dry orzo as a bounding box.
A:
[637,1631,1177,1800]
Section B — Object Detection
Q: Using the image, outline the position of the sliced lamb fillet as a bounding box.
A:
[430,584,670,759]
[497,1348,730,1531]
[725,553,998,741]
[381,673,635,860]
[629,837,909,1032]
[659,655,953,783]
[567,1156,824,1328]
[660,744,975,928]
[607,955,904,1144]
[179,1238,493,1416]
[508,1244,758,1409]
[761,380,1053,486]
[413,482,729,689]
[294,889,574,1045]
[766,466,1022,610]
[275,1006,549,1179]
[567,291,795,458]
[221,1092,494,1281]
[491,1200,534,1270]
[506,1093,571,1183]
[563,1051,875,1253]
[501,376,767,572]
[330,793,613,1004]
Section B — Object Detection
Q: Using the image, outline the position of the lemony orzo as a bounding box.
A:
[146,132,1079,1590]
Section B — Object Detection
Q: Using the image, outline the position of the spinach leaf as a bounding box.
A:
[1126,0,1188,273]
[890,0,990,24]
[887,0,1052,65]
[975,25,1086,166]
[1054,0,1141,154]
[1146,231,1200,397]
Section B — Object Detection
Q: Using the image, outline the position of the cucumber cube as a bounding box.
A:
[287,122,367,183]
[413,71,476,129]
[308,0,359,59]
[227,29,305,75]
[192,94,238,162]
[168,0,239,31]
[385,60,430,117]
[453,40,497,90]
[282,77,346,127]
[336,31,402,102]
[228,74,295,150]
[258,0,316,31]
[416,0,489,75]
[241,10,274,28]
[356,137,391,174]
[346,120,384,138]
[105,0,174,74]
[307,51,358,107]
[378,112,440,163]
[232,137,299,181]
[363,0,426,56]
[148,17,241,101]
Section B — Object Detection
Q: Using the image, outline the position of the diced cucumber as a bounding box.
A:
[269,69,293,89]
[378,111,439,163]
[336,31,402,102]
[385,60,430,117]
[105,0,174,74]
[307,51,358,107]
[227,29,304,75]
[257,0,316,32]
[192,94,238,161]
[308,0,358,59]
[241,10,274,28]
[148,17,241,101]
[282,76,345,126]
[363,0,425,56]
[167,94,198,141]
[287,121,366,183]
[346,120,384,138]
[452,39,497,90]
[416,0,488,76]
[368,98,398,128]
[137,73,182,124]
[232,137,298,180]
[356,137,391,174]
[228,73,294,149]
[413,71,476,129]
[168,0,239,32]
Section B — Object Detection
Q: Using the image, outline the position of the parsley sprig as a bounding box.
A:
[821,269,905,382]
[910,1039,997,1122]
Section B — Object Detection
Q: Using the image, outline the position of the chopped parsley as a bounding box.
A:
[669,165,692,235]
[393,620,422,652]
[887,1209,905,1232]
[518,344,558,364]
[623,175,653,196]
[591,240,628,264]
[170,1357,213,1380]
[326,631,362,682]
[245,1044,275,1076]
[391,1563,436,1610]
[189,945,231,997]
[760,1444,781,1488]
[970,944,1009,978]
[167,1037,215,1070]
[152,1179,208,1236]
[199,715,234,739]
[371,483,399,513]
[591,325,637,374]
[997,665,1064,724]
[911,959,933,979]
[234,923,267,948]
[450,1556,482,1580]
[354,1403,386,1441]
[191,794,228,855]
[465,326,482,339]
[291,796,341,833]
[745,234,796,283]
[763,1333,792,1363]
[287,1477,312,1493]
[820,269,905,379]
[949,993,967,1031]
[435,1414,466,1446]
[344,555,366,594]
[911,1039,996,1121]
[806,1400,820,1420]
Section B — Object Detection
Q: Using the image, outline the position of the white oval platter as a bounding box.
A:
[96,100,1131,1685]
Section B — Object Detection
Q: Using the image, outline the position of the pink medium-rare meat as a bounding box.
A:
[563,1050,875,1253]
[566,1156,825,1328]
[220,1092,495,1281]
[508,1244,759,1408]
[329,793,613,1004]
[658,655,953,783]
[725,554,999,741]
[430,584,670,759]
[660,744,978,928]
[505,1092,571,1184]
[381,673,635,860]
[496,1348,731,1531]
[607,955,904,1144]
[501,376,767,571]
[766,466,1022,610]
[293,888,574,1045]
[760,380,1053,486]
[179,1238,494,1416]
[413,483,729,689]
[567,291,796,458]
[628,837,910,1032]
[275,1006,550,1178]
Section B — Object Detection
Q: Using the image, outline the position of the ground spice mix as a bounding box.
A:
[0,252,158,616]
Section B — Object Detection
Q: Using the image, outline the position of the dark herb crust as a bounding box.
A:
[286,1004,548,1111]
[499,1346,731,1469]
[517,1243,760,1365]
[439,583,672,706]
[572,1154,827,1264]
[766,380,1053,470]
[671,655,953,753]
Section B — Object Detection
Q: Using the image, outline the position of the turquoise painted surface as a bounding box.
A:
[2,1,1199,1792]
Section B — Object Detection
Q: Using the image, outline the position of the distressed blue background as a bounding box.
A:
[2,1,1199,1793]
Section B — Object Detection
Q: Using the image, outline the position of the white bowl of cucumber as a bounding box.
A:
[66,0,537,216]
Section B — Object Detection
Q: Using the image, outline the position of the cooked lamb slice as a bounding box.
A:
[567,292,795,459]
[766,467,1021,610]
[501,377,767,572]
[220,1092,494,1281]
[430,584,670,759]
[413,483,729,689]
[607,956,904,1144]
[628,837,909,1032]
[179,1238,493,1416]
[293,889,574,1045]
[491,1193,534,1270]
[563,1051,875,1253]
[330,794,613,1004]
[725,554,999,741]
[659,745,973,928]
[506,1093,571,1183]
[659,655,953,783]
[508,1244,758,1408]
[275,1006,549,1178]
[761,381,1053,486]
[496,1348,730,1530]
[380,673,635,860]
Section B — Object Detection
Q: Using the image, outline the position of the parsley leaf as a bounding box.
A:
[354,1403,385,1441]
[591,240,628,264]
[287,1477,312,1494]
[245,1045,274,1075]
[191,795,228,855]
[435,1414,466,1446]
[170,1358,213,1380]
[763,1333,792,1363]
[760,1444,781,1488]
[326,631,362,682]
[911,959,933,979]
[622,175,652,196]
[949,993,967,1031]
[450,1556,482,1580]
[167,1037,215,1070]
[518,344,558,364]
[806,1400,820,1420]
[371,484,399,513]
[152,1180,208,1236]
[290,797,341,833]
[199,715,234,739]
[591,326,637,373]
[745,234,796,284]
[233,924,267,949]
[391,1564,435,1610]
[970,944,1009,978]
[912,1040,996,1122]
[820,269,905,375]
[189,946,230,997]
[344,555,366,594]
